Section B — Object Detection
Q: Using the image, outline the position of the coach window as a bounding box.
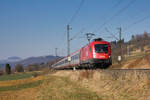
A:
[71,56,74,60]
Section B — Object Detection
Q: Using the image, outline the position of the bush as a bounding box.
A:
[5,64,11,74]
[0,70,4,76]
[25,64,41,72]
[32,72,40,77]
[15,64,24,72]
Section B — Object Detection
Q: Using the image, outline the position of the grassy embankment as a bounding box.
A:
[1,70,150,100]
[111,51,150,69]
[39,75,101,100]
[38,70,150,100]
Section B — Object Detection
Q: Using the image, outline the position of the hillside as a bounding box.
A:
[15,55,60,66]
[110,53,150,69]
[111,31,150,69]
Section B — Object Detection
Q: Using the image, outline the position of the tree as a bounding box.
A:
[15,64,24,72]
[25,64,41,72]
[131,35,135,40]
[0,70,4,76]
[143,31,148,39]
[5,64,11,74]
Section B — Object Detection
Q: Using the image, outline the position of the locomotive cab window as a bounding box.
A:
[94,44,108,53]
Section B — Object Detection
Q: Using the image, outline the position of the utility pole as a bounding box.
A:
[117,27,122,62]
[119,27,122,42]
[55,48,58,57]
[127,42,130,56]
[55,48,58,63]
[85,33,95,44]
[67,25,72,63]
[67,25,71,57]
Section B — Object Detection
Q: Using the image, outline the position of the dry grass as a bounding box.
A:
[0,86,41,100]
[1,69,150,100]
[123,53,150,69]
[0,72,47,100]
[79,70,94,79]
[110,53,150,69]
[0,76,44,87]
[51,70,150,100]
[38,75,101,100]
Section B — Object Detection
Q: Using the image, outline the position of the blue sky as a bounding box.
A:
[0,0,150,60]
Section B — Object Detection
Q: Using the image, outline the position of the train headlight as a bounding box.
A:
[68,56,71,62]
[93,48,96,58]
[93,53,96,58]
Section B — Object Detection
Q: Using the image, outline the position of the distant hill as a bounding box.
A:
[0,56,22,64]
[15,55,60,66]
[0,55,61,69]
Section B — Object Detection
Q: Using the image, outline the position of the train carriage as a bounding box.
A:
[52,38,112,69]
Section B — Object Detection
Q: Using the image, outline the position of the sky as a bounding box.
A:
[0,0,150,60]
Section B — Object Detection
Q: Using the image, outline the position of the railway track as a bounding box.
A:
[108,68,150,71]
[56,67,150,71]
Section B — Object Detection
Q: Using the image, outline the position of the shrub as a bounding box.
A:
[5,63,11,74]
[0,70,4,76]
[15,64,24,72]
[25,64,41,72]
[32,72,39,77]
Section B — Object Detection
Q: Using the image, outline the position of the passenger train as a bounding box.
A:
[52,38,112,69]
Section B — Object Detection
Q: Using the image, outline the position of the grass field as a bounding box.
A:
[0,72,33,81]
[0,72,44,100]
[0,80,43,92]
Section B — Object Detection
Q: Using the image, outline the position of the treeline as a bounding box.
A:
[0,58,60,76]
[111,31,150,63]
[129,32,150,51]
[0,63,48,76]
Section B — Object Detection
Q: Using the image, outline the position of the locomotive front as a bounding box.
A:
[91,40,112,68]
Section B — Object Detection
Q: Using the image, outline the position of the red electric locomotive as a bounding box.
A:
[52,38,112,69]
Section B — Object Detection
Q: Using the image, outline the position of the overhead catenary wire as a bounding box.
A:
[58,0,85,56]
[105,28,119,40]
[68,0,85,25]
[70,28,85,41]
[93,0,137,33]
[68,0,123,42]
[110,0,123,10]
[84,0,124,33]
[60,0,85,48]
[70,0,124,42]
[124,15,150,31]
[66,0,85,56]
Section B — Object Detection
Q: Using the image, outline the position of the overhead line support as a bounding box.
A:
[67,25,71,57]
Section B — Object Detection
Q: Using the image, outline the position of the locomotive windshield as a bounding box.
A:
[94,44,108,53]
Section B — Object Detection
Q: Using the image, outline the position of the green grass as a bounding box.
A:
[0,80,43,92]
[0,72,33,81]
[39,76,101,100]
